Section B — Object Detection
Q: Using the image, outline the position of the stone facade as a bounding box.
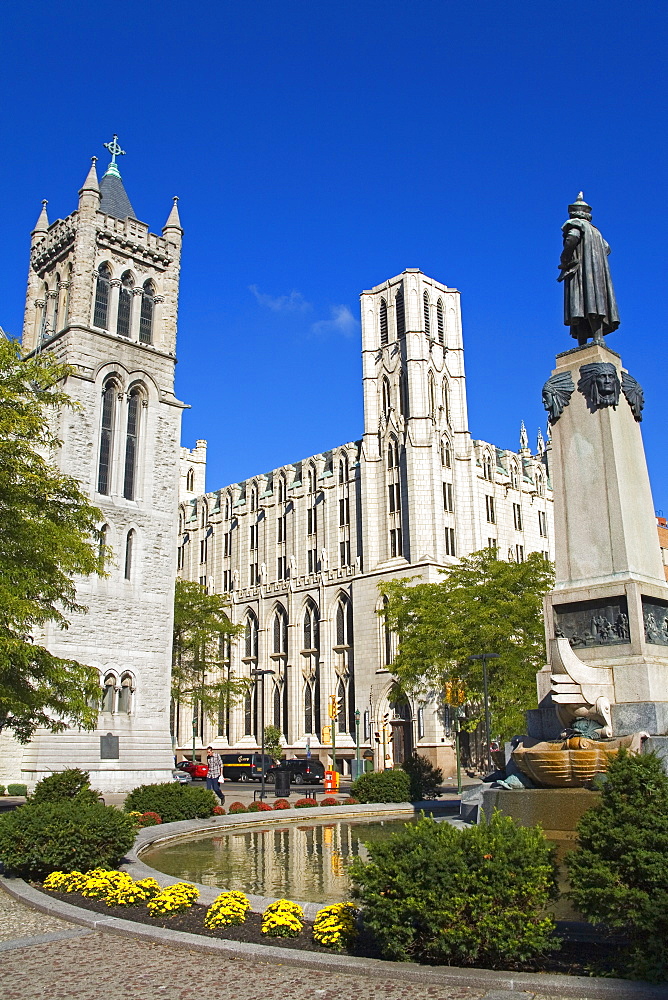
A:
[176,269,554,773]
[0,157,185,792]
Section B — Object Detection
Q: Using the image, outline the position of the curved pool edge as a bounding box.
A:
[125,802,419,919]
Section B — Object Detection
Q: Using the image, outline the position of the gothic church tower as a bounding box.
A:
[13,139,185,792]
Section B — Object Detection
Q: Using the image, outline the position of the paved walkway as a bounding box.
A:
[0,885,636,1000]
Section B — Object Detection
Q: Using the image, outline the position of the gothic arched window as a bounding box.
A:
[101,674,116,713]
[302,600,320,735]
[52,273,60,334]
[118,673,134,713]
[98,378,118,495]
[123,387,142,500]
[273,606,288,655]
[379,298,388,346]
[116,271,134,338]
[428,372,435,418]
[186,467,194,491]
[423,290,430,336]
[244,612,258,660]
[139,280,155,344]
[382,377,391,418]
[395,285,405,337]
[201,500,208,527]
[442,379,450,424]
[441,439,452,468]
[510,463,519,489]
[483,452,493,481]
[124,529,135,580]
[338,455,348,484]
[94,263,111,329]
[437,298,444,345]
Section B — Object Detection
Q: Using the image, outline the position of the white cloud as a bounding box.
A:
[310,304,358,338]
[249,285,311,312]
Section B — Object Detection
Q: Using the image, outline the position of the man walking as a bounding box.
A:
[205,746,225,805]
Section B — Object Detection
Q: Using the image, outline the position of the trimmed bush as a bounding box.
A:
[204,890,251,929]
[400,753,443,801]
[320,797,339,807]
[31,769,99,806]
[0,800,136,879]
[313,902,358,950]
[124,782,216,823]
[349,769,410,804]
[147,882,198,917]
[228,802,247,814]
[349,811,558,967]
[7,784,28,797]
[567,750,668,982]
[294,797,317,809]
[273,799,290,810]
[261,898,304,937]
[247,801,273,812]
[0,785,5,795]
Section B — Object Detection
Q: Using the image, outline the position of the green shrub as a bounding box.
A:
[567,750,668,982]
[7,784,28,796]
[0,785,5,795]
[124,782,216,823]
[31,768,99,806]
[349,769,410,804]
[349,811,558,967]
[0,800,136,879]
[400,754,443,801]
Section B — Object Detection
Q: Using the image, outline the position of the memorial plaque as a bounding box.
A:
[641,597,668,646]
[554,596,630,647]
[100,733,119,760]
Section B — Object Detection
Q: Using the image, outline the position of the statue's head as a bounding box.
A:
[568,191,592,221]
[577,362,621,413]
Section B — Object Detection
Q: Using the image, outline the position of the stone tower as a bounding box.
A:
[14,140,185,792]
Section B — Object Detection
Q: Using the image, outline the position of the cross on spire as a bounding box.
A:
[103,134,126,165]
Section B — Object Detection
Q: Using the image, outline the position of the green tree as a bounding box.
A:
[171,578,245,740]
[0,337,104,742]
[263,724,283,762]
[380,548,553,740]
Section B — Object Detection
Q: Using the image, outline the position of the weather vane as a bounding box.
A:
[103,134,126,166]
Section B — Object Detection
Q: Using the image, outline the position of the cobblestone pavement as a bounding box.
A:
[0,887,609,1000]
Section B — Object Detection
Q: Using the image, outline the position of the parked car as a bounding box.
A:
[172,768,192,784]
[175,760,208,780]
[265,758,325,784]
[220,753,273,782]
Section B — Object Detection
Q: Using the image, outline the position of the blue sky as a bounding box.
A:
[1,1,666,512]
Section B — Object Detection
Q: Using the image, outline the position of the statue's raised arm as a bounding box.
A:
[558,193,620,346]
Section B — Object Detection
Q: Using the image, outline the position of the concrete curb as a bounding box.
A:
[2,876,664,998]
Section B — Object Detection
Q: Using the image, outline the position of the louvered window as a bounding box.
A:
[437,298,444,345]
[117,272,133,337]
[139,281,154,344]
[380,298,388,346]
[94,264,111,329]
[395,286,405,337]
[423,291,430,335]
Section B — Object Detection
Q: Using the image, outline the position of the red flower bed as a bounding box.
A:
[212,805,226,815]
[247,800,273,812]
[228,802,247,814]
[294,797,318,809]
[138,811,162,827]
[342,797,359,805]
[273,799,291,809]
[320,797,339,807]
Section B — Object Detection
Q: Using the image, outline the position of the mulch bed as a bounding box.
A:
[35,883,620,975]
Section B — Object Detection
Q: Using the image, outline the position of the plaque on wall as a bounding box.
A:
[554,597,630,647]
[100,733,119,760]
[641,597,668,646]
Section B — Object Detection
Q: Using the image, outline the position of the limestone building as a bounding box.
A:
[177,269,554,772]
[0,142,185,792]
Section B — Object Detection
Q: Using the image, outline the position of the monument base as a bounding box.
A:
[479,786,600,839]
[611,701,668,736]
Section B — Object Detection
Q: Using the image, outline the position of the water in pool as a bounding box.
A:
[141,817,412,904]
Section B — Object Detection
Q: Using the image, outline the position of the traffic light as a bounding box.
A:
[387,729,394,743]
[321,725,332,745]
[328,694,344,719]
[374,731,381,744]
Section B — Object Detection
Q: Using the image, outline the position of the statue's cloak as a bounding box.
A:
[560,218,620,338]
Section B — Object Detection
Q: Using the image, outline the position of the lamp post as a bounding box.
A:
[355,708,361,772]
[468,653,499,772]
[251,668,275,799]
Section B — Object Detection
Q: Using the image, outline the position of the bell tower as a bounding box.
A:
[15,137,186,792]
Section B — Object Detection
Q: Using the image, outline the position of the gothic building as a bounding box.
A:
[177,269,554,773]
[0,142,185,791]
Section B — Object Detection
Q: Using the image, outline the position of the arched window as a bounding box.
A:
[101,674,116,713]
[277,477,286,504]
[307,467,316,495]
[442,380,450,424]
[387,439,399,469]
[272,605,288,736]
[536,471,545,497]
[382,596,395,667]
[336,676,347,733]
[510,464,519,489]
[302,600,320,735]
[379,297,388,346]
[250,486,257,512]
[338,455,348,484]
[399,370,408,417]
[118,673,134,713]
[124,530,135,580]
[186,467,194,491]
[224,494,231,518]
[98,379,118,495]
[437,298,444,345]
[116,271,134,338]
[304,684,313,735]
[98,523,108,569]
[94,263,111,329]
[178,509,184,533]
[382,376,391,418]
[428,372,435,418]
[395,285,405,337]
[441,439,452,468]
[139,280,155,344]
[123,388,142,500]
[52,273,60,334]
[244,612,259,660]
[273,606,288,655]
[423,290,430,336]
[483,453,493,481]
[201,501,208,527]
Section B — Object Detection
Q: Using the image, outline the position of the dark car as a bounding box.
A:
[221,753,273,782]
[265,758,325,785]
[176,760,208,780]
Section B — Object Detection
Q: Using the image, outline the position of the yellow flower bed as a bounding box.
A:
[44,870,165,907]
[312,902,358,950]
[146,881,199,917]
[204,890,251,929]
[261,899,304,938]
[43,870,87,893]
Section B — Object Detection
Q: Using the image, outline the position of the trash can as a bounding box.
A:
[274,769,291,797]
[350,759,365,780]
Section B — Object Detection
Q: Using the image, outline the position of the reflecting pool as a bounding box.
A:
[141,817,412,903]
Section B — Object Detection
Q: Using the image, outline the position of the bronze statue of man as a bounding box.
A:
[558,193,620,346]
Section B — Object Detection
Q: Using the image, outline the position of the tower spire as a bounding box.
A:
[99,135,136,219]
[102,134,126,179]
[79,157,100,196]
[163,195,182,235]
[32,199,49,237]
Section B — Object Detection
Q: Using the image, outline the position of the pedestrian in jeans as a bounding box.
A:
[205,746,225,805]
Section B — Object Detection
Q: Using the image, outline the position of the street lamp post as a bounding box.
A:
[469,653,499,773]
[251,668,275,799]
[355,708,360,771]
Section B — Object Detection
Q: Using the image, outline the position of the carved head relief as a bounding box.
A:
[542,370,575,424]
[577,362,621,413]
